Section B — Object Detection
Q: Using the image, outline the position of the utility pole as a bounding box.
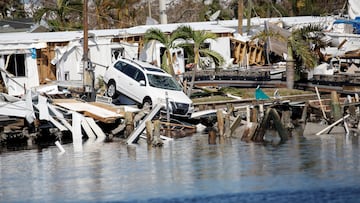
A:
[238,0,243,35]
[159,0,167,24]
[83,0,95,101]
[148,0,152,18]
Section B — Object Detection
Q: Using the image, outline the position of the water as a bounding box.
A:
[1,129,360,202]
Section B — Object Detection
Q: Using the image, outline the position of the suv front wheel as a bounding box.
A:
[137,98,152,109]
[106,80,119,99]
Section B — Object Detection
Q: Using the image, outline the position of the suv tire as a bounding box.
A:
[106,80,119,99]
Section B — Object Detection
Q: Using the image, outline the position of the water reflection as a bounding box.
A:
[1,129,360,202]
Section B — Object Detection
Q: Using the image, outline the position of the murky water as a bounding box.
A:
[1,127,360,202]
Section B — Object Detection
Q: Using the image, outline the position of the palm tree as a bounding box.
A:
[34,0,83,31]
[111,0,140,28]
[251,24,325,89]
[175,25,224,97]
[0,0,26,19]
[143,27,188,76]
[93,0,114,29]
[286,24,324,89]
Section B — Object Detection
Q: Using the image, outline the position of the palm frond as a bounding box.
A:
[199,49,225,66]
[251,30,286,43]
[144,28,169,45]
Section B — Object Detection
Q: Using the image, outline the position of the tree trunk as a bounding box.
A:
[187,63,197,97]
[286,45,295,89]
[166,50,175,76]
[238,0,243,35]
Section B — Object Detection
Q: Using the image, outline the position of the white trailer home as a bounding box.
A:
[0,29,139,96]
[0,22,237,96]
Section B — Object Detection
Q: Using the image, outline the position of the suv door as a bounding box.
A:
[120,63,145,102]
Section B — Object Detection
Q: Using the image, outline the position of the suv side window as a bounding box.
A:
[114,61,124,71]
[122,64,138,78]
[134,70,145,82]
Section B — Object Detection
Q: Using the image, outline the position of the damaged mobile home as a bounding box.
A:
[0,16,337,97]
[0,23,235,97]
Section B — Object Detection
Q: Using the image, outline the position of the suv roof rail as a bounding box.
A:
[122,58,146,70]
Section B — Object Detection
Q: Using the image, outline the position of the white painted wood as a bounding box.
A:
[25,90,35,123]
[81,117,96,139]
[316,114,350,136]
[38,95,50,120]
[49,116,67,131]
[55,141,65,153]
[72,111,83,152]
[48,104,72,130]
[55,102,122,118]
[85,117,106,140]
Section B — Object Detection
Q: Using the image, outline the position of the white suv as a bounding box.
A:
[103,58,193,117]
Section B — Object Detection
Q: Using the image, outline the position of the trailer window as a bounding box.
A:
[4,54,26,77]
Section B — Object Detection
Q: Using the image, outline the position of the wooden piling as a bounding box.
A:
[208,127,217,144]
[224,113,231,138]
[281,110,293,129]
[226,103,234,115]
[145,120,153,145]
[251,107,258,122]
[152,120,163,147]
[253,108,288,142]
[217,109,224,138]
[300,103,308,123]
[124,112,134,138]
[330,91,342,122]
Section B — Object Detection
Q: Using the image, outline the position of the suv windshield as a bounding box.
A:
[147,74,182,91]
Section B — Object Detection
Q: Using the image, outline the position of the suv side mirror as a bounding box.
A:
[139,80,146,86]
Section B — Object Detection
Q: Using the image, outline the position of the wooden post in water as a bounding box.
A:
[224,113,231,138]
[251,106,258,122]
[217,109,224,138]
[145,120,153,146]
[208,127,217,144]
[226,103,234,116]
[124,112,134,138]
[152,120,163,147]
[281,110,293,130]
[253,108,288,142]
[330,91,342,122]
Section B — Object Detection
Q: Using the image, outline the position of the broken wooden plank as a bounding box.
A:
[127,104,164,145]
[81,117,96,139]
[53,99,123,123]
[72,111,83,152]
[48,104,72,130]
[38,95,50,120]
[84,117,106,140]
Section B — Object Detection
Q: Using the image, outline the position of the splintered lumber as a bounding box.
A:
[52,99,123,123]
[48,104,72,130]
[316,114,350,136]
[81,117,96,139]
[84,117,106,140]
[127,103,164,144]
[72,111,83,152]
[315,86,328,120]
